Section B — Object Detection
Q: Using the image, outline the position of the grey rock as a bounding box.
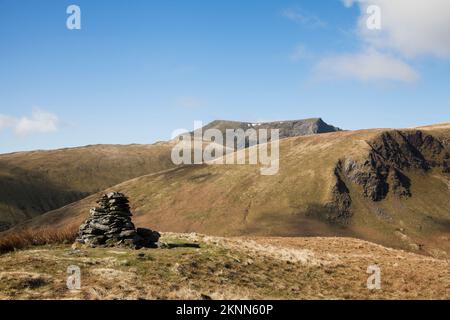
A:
[75,192,160,249]
[90,223,110,231]
[109,211,132,217]
[119,230,137,238]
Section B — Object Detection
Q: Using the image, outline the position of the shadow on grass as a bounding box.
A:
[164,242,201,249]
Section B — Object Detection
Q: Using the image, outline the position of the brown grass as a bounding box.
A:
[0,227,77,254]
[0,233,448,300]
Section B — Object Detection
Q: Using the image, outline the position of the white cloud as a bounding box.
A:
[0,108,60,136]
[346,0,450,58]
[313,0,450,83]
[316,50,419,83]
[282,8,326,29]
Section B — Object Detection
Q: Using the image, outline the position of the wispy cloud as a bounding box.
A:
[0,108,60,136]
[289,44,312,62]
[315,49,419,83]
[341,0,355,8]
[0,115,16,131]
[282,8,326,29]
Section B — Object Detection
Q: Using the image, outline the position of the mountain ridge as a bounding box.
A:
[192,118,341,139]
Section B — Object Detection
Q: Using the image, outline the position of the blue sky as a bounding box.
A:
[1,0,449,153]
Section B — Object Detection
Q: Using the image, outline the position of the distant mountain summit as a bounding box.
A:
[196,118,341,139]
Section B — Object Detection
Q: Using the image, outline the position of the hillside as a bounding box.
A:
[0,118,341,231]
[0,143,175,230]
[0,233,448,300]
[19,125,450,257]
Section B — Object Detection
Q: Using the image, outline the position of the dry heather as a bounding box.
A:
[0,233,448,300]
[0,227,77,254]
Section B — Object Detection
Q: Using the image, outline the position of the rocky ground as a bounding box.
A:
[0,233,448,300]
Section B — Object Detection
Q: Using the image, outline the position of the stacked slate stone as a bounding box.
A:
[75,192,160,248]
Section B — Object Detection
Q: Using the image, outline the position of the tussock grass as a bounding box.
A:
[0,227,77,254]
[0,234,448,299]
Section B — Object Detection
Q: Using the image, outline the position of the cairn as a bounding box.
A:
[74,192,160,249]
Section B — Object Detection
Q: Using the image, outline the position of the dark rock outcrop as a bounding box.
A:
[443,152,450,173]
[342,130,448,202]
[325,163,352,224]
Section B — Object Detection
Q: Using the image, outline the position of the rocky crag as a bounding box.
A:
[327,130,449,222]
[74,192,160,249]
